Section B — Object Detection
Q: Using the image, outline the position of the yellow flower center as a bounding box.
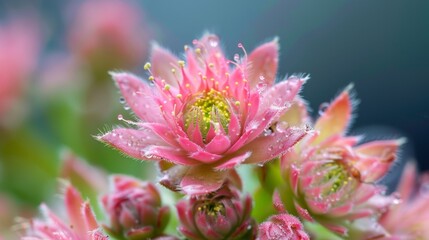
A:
[184,89,230,138]
[197,201,225,216]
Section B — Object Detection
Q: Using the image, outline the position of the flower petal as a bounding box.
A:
[313,84,354,145]
[110,72,164,123]
[98,128,166,160]
[247,38,279,88]
[180,166,227,195]
[243,126,307,164]
[205,134,231,155]
[150,43,180,87]
[64,185,86,237]
[214,152,251,170]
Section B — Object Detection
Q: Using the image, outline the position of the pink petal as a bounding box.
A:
[110,72,164,123]
[144,145,200,165]
[98,128,166,161]
[294,201,314,222]
[257,76,305,120]
[242,126,307,164]
[150,43,180,87]
[180,166,227,195]
[278,97,309,127]
[313,85,354,145]
[81,202,98,231]
[205,134,231,154]
[396,162,417,201]
[247,38,279,88]
[64,185,86,237]
[354,139,404,182]
[214,152,251,170]
[189,150,222,163]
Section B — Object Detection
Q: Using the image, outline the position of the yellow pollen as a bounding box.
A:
[164,84,171,91]
[171,68,176,73]
[176,94,182,98]
[185,83,190,88]
[235,81,239,85]
[202,76,207,81]
[208,63,214,68]
[235,101,240,106]
[184,89,231,138]
[178,60,185,67]
[144,62,151,70]
[195,48,201,54]
[148,76,154,81]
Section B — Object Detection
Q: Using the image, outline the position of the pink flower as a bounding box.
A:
[99,33,307,195]
[258,192,309,240]
[67,0,148,68]
[101,175,173,240]
[379,162,429,239]
[280,86,403,237]
[21,185,107,240]
[176,183,256,239]
[0,17,40,125]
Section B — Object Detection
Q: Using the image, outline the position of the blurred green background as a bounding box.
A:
[0,0,428,237]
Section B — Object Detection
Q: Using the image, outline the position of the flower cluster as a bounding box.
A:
[19,33,427,240]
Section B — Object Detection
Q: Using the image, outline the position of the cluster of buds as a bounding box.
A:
[19,33,421,239]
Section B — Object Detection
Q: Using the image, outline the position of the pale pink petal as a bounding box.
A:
[313,85,353,145]
[354,139,404,182]
[205,134,231,154]
[257,76,304,118]
[144,145,200,165]
[189,150,222,163]
[150,44,180,87]
[214,152,251,170]
[98,128,167,160]
[64,185,86,237]
[242,126,307,164]
[110,72,164,123]
[81,202,98,230]
[180,166,227,195]
[247,38,279,88]
[396,162,417,201]
[278,97,310,127]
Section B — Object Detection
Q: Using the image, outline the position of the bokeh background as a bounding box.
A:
[0,0,428,237]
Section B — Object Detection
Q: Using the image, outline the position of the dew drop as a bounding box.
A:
[264,128,273,136]
[119,97,125,104]
[237,43,243,48]
[117,114,124,121]
[276,121,289,133]
[209,36,219,47]
[259,75,265,81]
[318,102,330,115]
[233,54,240,62]
[192,39,198,45]
[123,104,130,110]
[256,82,267,93]
[257,163,264,167]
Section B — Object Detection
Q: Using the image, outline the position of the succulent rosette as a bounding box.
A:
[279,86,403,237]
[379,162,429,239]
[176,183,256,239]
[101,175,173,240]
[22,185,107,240]
[99,33,307,195]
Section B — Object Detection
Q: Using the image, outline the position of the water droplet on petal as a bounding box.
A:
[119,97,125,104]
[209,36,219,47]
[276,121,289,133]
[318,102,330,116]
[259,75,265,81]
[123,104,130,110]
[264,128,273,136]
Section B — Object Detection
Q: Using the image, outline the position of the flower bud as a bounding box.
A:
[102,175,171,239]
[176,184,256,240]
[258,213,309,240]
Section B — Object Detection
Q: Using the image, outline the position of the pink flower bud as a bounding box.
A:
[176,184,256,240]
[258,213,309,240]
[101,175,172,239]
